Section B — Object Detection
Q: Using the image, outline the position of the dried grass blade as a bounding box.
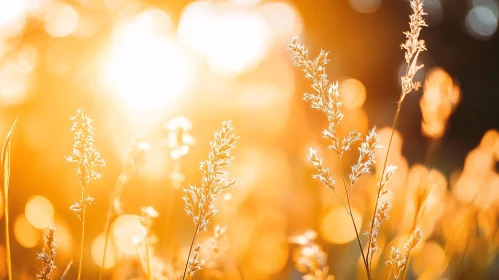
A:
[2,118,17,280]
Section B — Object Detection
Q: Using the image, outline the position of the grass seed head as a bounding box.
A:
[36,225,57,280]
[183,121,239,232]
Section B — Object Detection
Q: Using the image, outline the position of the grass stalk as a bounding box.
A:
[161,159,180,257]
[337,154,370,278]
[4,202,11,280]
[400,258,410,280]
[61,260,73,280]
[366,100,402,275]
[454,210,478,280]
[99,204,113,280]
[99,166,131,279]
[67,109,106,280]
[132,234,153,279]
[162,188,176,254]
[182,225,200,280]
[144,234,153,280]
[236,261,246,280]
[134,242,148,276]
[100,139,146,279]
[424,138,440,167]
[2,119,17,280]
[77,184,86,280]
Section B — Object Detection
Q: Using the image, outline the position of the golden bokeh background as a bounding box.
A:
[0,0,497,279]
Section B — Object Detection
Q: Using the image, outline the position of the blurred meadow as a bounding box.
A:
[0,0,498,279]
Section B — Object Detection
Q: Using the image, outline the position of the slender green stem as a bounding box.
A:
[182,225,199,280]
[77,186,86,280]
[337,154,370,280]
[366,100,403,275]
[4,188,12,280]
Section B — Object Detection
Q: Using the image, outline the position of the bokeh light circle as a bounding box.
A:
[320,207,363,244]
[229,0,261,5]
[339,78,367,110]
[92,233,117,268]
[112,214,146,255]
[260,1,303,41]
[135,8,173,35]
[54,218,73,256]
[14,214,40,248]
[466,5,498,40]
[0,61,31,106]
[250,231,288,274]
[178,1,270,75]
[412,241,448,276]
[17,44,38,73]
[0,0,27,37]
[349,0,382,14]
[25,195,54,229]
[103,9,196,111]
[44,3,78,37]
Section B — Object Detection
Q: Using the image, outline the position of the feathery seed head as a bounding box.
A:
[341,131,362,154]
[201,225,229,271]
[67,109,104,219]
[187,243,204,276]
[36,225,57,280]
[349,127,380,187]
[404,227,423,252]
[66,109,106,185]
[289,230,318,246]
[401,0,427,63]
[308,148,336,191]
[367,193,392,261]
[290,230,332,280]
[386,246,402,267]
[289,38,343,155]
[400,0,427,100]
[70,196,94,220]
[379,164,398,190]
[183,121,239,232]
[387,227,424,279]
